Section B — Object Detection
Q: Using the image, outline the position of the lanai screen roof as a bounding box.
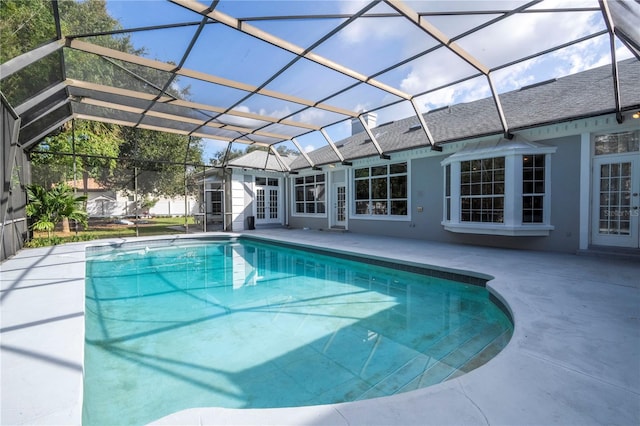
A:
[2,0,639,171]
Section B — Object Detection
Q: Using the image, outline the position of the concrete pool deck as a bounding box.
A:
[1,230,638,425]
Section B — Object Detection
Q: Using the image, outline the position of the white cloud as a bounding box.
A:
[399,48,478,95]
[615,43,634,61]
[216,105,293,130]
[338,1,407,45]
[304,145,315,153]
[551,35,610,76]
[491,60,537,93]
[398,5,607,111]
[296,107,328,124]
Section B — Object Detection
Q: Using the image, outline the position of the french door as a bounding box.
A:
[333,184,346,228]
[592,154,639,248]
[255,177,280,225]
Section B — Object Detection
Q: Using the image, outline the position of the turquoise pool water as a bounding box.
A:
[83,238,512,425]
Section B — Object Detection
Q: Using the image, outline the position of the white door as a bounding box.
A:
[592,155,640,248]
[333,184,347,228]
[255,177,280,225]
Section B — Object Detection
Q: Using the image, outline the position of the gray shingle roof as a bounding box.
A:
[228,150,297,172]
[291,58,640,170]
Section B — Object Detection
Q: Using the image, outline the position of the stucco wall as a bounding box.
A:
[321,135,583,253]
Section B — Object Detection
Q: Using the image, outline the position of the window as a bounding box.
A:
[522,154,545,223]
[445,164,451,221]
[441,137,556,236]
[594,130,639,155]
[210,191,222,215]
[294,174,325,214]
[256,177,278,186]
[354,162,407,217]
[460,157,505,223]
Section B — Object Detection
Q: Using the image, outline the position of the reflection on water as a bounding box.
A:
[83,240,512,425]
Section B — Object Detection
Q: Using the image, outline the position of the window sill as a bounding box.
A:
[443,222,554,236]
[291,213,328,218]
[352,215,411,221]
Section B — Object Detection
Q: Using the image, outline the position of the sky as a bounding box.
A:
[104,0,634,162]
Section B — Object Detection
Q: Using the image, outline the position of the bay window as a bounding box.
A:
[442,138,556,236]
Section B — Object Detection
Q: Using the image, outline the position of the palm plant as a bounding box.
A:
[26,183,88,238]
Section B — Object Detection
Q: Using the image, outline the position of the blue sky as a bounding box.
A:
[104,0,633,161]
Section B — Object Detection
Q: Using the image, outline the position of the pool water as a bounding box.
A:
[83,239,512,425]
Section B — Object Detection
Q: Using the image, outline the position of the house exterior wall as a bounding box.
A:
[442,135,581,252]
[218,114,637,253]
[289,134,585,253]
[230,174,250,231]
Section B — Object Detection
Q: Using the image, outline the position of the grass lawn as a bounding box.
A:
[26,217,198,247]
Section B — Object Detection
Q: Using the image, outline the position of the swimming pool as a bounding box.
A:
[83,237,512,425]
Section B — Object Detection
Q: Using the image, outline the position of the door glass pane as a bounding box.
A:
[598,161,632,235]
[269,189,278,219]
[337,186,346,222]
[256,189,265,220]
[594,131,640,155]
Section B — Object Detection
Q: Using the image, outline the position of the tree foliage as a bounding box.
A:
[26,183,88,238]
[3,0,204,198]
[108,127,203,197]
[31,120,121,189]
[0,0,55,63]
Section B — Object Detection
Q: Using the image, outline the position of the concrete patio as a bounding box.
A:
[1,229,638,425]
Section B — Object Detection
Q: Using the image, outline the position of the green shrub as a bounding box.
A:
[25,234,98,248]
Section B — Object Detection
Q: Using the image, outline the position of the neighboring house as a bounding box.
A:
[67,178,199,218]
[207,59,639,254]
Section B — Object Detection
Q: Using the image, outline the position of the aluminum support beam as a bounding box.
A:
[320,129,347,164]
[20,115,73,150]
[170,0,413,101]
[599,0,624,123]
[76,97,289,141]
[67,39,358,118]
[73,113,268,146]
[21,98,70,129]
[358,114,389,159]
[486,74,513,138]
[409,98,437,149]
[386,0,512,136]
[0,39,65,79]
[269,145,291,172]
[385,0,489,74]
[66,79,321,131]
[14,82,68,115]
[290,137,315,168]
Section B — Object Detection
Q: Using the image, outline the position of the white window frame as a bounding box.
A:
[291,173,327,217]
[350,160,410,221]
[441,141,556,236]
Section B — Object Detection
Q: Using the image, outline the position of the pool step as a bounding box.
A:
[355,320,511,399]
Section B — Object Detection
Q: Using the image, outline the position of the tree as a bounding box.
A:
[108,127,203,198]
[0,0,57,105]
[0,0,55,63]
[26,183,88,238]
[30,120,121,190]
[4,0,205,200]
